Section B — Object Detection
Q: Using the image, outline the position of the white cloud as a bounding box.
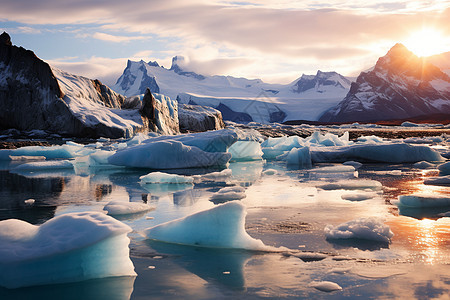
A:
[92,32,149,43]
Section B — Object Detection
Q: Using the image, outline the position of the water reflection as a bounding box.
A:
[145,240,253,290]
[0,276,135,300]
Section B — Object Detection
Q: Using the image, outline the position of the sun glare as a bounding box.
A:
[403,28,448,57]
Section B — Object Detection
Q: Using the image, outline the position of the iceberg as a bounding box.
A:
[145,201,271,250]
[11,160,74,172]
[438,161,450,175]
[0,144,86,160]
[0,212,135,289]
[210,186,246,203]
[140,171,194,184]
[317,179,382,191]
[424,176,450,186]
[104,201,153,216]
[108,140,231,169]
[285,146,312,168]
[228,141,263,162]
[324,217,393,243]
[395,194,450,208]
[142,128,238,152]
[311,143,444,163]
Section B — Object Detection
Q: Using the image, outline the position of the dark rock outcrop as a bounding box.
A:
[140,88,179,135]
[0,32,167,138]
[320,44,450,123]
[178,104,225,132]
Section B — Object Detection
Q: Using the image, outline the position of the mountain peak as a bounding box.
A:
[0,31,12,46]
[170,56,186,70]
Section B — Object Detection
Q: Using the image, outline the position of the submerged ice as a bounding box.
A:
[0,212,135,289]
[324,217,394,243]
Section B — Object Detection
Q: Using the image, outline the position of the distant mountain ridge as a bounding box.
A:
[320,43,450,123]
[112,57,352,123]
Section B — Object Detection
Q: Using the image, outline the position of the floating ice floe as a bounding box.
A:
[0,212,135,289]
[0,144,88,161]
[193,169,232,182]
[413,161,435,169]
[210,186,246,202]
[11,160,74,172]
[424,176,450,186]
[356,135,384,144]
[394,194,450,208]
[140,172,194,184]
[324,217,393,243]
[341,192,377,201]
[104,201,153,216]
[438,161,450,175]
[145,201,273,250]
[317,179,382,191]
[310,165,355,173]
[310,281,343,292]
[311,143,444,163]
[108,140,231,169]
[228,141,263,161]
[8,155,46,161]
[263,169,278,175]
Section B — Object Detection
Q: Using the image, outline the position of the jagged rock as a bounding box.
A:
[140,88,179,135]
[320,44,450,123]
[178,104,225,132]
[0,32,174,138]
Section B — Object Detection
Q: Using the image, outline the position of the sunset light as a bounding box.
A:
[403,28,449,57]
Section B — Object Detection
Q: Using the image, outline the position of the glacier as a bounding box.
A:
[0,212,135,289]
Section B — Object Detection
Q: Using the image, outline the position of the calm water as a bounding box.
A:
[0,157,449,299]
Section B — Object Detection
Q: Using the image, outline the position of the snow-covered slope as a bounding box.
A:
[113,58,352,123]
[320,44,450,123]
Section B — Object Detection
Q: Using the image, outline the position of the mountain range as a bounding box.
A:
[320,44,450,123]
[113,57,353,123]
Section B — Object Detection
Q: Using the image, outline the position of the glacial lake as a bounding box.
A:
[0,154,449,299]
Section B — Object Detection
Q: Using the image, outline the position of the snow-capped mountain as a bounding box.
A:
[112,57,352,123]
[320,44,450,123]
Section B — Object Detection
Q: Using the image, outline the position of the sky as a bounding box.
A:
[1,0,449,86]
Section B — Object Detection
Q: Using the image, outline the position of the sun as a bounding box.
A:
[403,28,449,57]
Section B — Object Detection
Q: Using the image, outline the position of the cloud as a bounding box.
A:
[91,32,149,43]
[2,0,449,82]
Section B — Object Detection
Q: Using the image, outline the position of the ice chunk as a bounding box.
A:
[140,172,194,184]
[261,135,305,159]
[142,129,238,152]
[343,161,362,169]
[1,144,86,160]
[310,281,342,292]
[324,217,393,243]
[228,141,263,161]
[395,194,450,208]
[317,179,382,191]
[413,161,435,169]
[356,135,384,143]
[210,186,246,203]
[401,121,419,127]
[24,199,35,205]
[145,201,272,250]
[0,212,135,288]
[341,192,377,201]
[311,143,444,163]
[438,161,450,175]
[263,169,278,175]
[306,131,350,147]
[108,140,231,169]
[193,169,232,182]
[310,165,355,173]
[11,160,74,172]
[104,201,153,216]
[286,147,312,168]
[424,176,450,186]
